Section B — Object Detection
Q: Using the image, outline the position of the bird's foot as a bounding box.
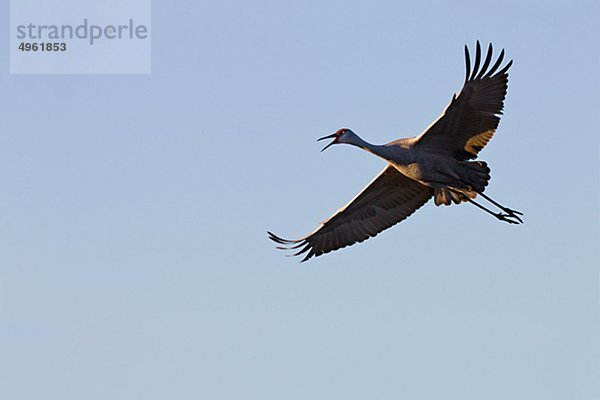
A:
[495,212,521,224]
[500,207,524,223]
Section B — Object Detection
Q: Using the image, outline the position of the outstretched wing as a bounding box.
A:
[413,41,513,160]
[268,166,433,262]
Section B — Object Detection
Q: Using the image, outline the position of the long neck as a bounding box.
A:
[349,135,395,162]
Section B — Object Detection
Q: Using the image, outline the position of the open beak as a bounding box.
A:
[317,133,338,152]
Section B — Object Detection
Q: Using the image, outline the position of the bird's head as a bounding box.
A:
[317,128,357,152]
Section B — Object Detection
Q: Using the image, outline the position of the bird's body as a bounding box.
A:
[348,137,450,183]
[269,42,522,262]
[340,134,491,203]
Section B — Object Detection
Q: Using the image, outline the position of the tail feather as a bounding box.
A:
[434,161,491,206]
[463,161,490,193]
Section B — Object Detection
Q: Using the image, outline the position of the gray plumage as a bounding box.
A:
[269,42,522,262]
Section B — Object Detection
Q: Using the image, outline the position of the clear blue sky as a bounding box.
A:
[1,1,599,399]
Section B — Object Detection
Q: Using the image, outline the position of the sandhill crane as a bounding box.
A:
[268,42,522,262]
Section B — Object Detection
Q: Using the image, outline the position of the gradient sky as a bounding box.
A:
[1,1,599,399]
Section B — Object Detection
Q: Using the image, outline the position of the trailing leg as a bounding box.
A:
[464,197,521,224]
[478,192,523,223]
[448,188,522,224]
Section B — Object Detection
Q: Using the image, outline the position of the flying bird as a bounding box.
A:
[268,41,522,262]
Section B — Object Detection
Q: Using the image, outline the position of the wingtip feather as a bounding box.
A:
[469,41,482,81]
[475,43,493,79]
[464,45,471,83]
